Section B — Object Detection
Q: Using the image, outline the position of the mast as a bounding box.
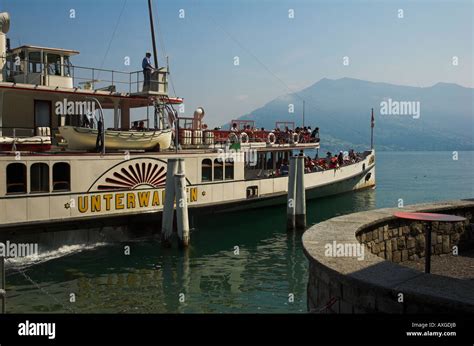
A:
[147,0,159,68]
[147,0,162,131]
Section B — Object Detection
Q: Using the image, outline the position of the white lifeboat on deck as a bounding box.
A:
[58,126,172,151]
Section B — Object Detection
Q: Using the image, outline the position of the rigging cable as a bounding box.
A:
[154,1,177,98]
[96,0,128,79]
[201,9,371,142]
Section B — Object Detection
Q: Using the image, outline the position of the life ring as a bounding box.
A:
[292,133,299,144]
[267,132,276,145]
[240,132,249,143]
[228,132,238,143]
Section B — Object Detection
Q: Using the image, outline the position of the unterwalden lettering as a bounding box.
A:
[77,188,198,213]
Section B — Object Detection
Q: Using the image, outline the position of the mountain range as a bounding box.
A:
[230,78,473,152]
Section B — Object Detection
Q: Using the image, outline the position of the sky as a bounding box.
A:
[2,0,473,127]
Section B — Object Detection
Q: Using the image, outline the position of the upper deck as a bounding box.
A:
[1,44,170,97]
[0,38,318,156]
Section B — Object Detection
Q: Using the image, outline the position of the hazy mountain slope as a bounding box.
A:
[231,78,473,151]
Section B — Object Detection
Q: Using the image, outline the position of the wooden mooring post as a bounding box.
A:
[161,158,190,248]
[287,155,307,231]
[295,155,306,229]
[175,171,190,248]
[286,156,297,230]
[161,158,178,247]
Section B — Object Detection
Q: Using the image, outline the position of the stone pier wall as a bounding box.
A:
[302,200,474,313]
[357,209,473,263]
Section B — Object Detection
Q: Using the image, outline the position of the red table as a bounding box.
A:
[393,212,466,273]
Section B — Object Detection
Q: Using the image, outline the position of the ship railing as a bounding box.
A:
[71,66,168,94]
[211,130,320,145]
[0,126,57,149]
[174,127,320,147]
[212,130,269,144]
[129,69,168,94]
[0,127,35,138]
[244,150,370,181]
[1,57,168,95]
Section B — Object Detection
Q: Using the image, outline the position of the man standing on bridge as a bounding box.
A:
[142,52,154,90]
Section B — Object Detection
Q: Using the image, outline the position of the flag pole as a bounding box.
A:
[302,100,305,127]
[370,108,374,150]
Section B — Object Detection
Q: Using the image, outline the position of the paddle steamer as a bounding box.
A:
[0,11,375,233]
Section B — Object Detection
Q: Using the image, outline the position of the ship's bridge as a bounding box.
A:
[5,45,79,88]
[2,45,168,96]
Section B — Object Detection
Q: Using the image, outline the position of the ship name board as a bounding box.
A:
[77,188,198,213]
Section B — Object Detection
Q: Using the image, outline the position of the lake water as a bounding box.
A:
[4,151,473,313]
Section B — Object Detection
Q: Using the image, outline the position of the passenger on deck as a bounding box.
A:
[349,149,355,162]
[338,151,344,166]
[131,121,139,130]
[280,161,289,175]
[138,121,145,131]
[276,158,282,168]
[266,156,273,169]
[245,124,254,136]
[311,127,320,141]
[230,123,238,132]
[326,151,332,165]
[305,156,315,172]
[330,155,339,169]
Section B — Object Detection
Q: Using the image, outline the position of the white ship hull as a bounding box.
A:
[0,150,375,232]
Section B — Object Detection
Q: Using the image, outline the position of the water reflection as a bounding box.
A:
[5,188,376,313]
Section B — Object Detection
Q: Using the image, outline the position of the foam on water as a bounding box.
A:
[4,242,109,269]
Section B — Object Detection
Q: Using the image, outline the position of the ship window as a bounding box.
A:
[53,162,70,191]
[6,163,27,194]
[30,163,49,193]
[214,159,223,181]
[201,159,212,182]
[28,51,42,73]
[46,54,62,76]
[7,54,21,75]
[63,56,72,77]
[225,159,234,180]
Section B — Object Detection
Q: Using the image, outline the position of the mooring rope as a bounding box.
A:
[5,259,76,313]
[310,296,339,313]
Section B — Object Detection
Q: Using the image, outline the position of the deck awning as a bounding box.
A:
[10,45,80,57]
